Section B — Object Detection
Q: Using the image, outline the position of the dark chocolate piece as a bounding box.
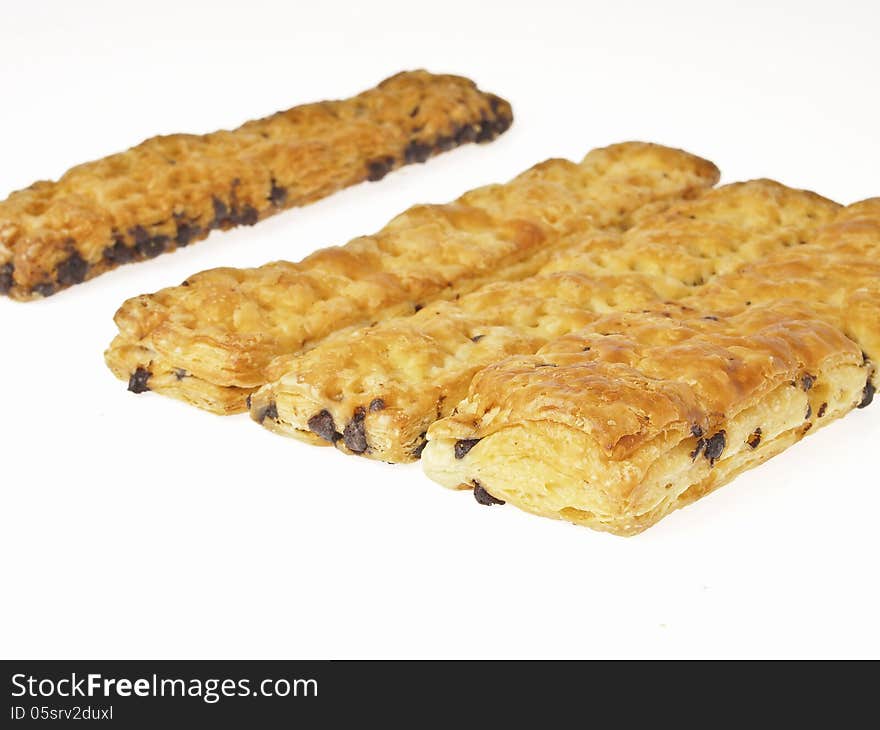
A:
[256,402,278,424]
[454,124,477,144]
[173,368,187,380]
[131,227,168,259]
[174,221,200,247]
[211,196,231,227]
[859,379,875,409]
[470,334,485,343]
[366,157,395,182]
[747,428,762,449]
[703,431,726,466]
[473,480,505,506]
[369,398,386,412]
[56,249,88,286]
[404,140,432,164]
[0,262,14,294]
[342,407,368,453]
[236,205,259,226]
[411,435,428,459]
[103,240,134,264]
[307,409,340,443]
[128,367,151,394]
[31,282,55,297]
[805,403,812,420]
[691,424,704,438]
[817,402,828,418]
[454,438,481,459]
[269,180,288,207]
[801,374,815,391]
[690,438,705,461]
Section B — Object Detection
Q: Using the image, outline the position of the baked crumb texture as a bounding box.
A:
[0,70,513,300]
[106,142,719,413]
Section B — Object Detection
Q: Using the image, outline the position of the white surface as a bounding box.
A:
[1,0,878,660]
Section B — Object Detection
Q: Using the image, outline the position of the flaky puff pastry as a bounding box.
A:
[250,180,840,461]
[0,71,513,300]
[105,142,719,413]
[422,302,874,536]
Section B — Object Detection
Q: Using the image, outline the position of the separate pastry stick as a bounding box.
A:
[105,143,719,413]
[421,302,874,536]
[250,180,840,461]
[0,70,513,300]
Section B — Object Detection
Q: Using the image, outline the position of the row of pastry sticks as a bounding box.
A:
[105,142,879,535]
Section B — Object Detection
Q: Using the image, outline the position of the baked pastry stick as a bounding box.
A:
[0,70,513,300]
[249,180,840,461]
[105,143,719,413]
[422,201,880,535]
[421,302,874,536]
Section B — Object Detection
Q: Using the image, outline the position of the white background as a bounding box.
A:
[1,0,878,659]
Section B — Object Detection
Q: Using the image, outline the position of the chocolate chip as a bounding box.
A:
[801,374,815,391]
[130,225,150,247]
[818,402,827,418]
[366,157,395,182]
[103,240,134,264]
[805,403,812,420]
[342,407,368,453]
[269,180,288,207]
[369,398,385,412]
[747,428,762,449]
[409,105,420,118]
[245,394,252,409]
[803,422,813,433]
[134,232,168,259]
[475,120,495,143]
[235,205,259,226]
[691,424,704,438]
[411,436,428,459]
[175,221,200,247]
[690,438,705,460]
[434,135,455,152]
[413,303,424,312]
[454,438,481,459]
[56,249,88,286]
[0,262,14,294]
[211,196,231,227]
[256,402,278,424]
[128,367,151,394]
[404,140,432,164]
[702,315,719,321]
[473,480,505,506]
[534,363,557,368]
[704,431,726,466]
[308,410,339,443]
[31,282,55,297]
[174,368,187,380]
[859,379,875,409]
[454,124,477,144]
[470,334,485,343]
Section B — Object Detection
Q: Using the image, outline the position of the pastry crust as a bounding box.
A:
[422,200,880,534]
[250,180,840,461]
[105,142,720,412]
[422,302,873,535]
[0,70,513,300]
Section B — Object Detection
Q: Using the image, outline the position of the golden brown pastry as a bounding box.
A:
[421,201,880,535]
[0,70,513,300]
[105,142,719,413]
[250,180,840,461]
[422,303,874,535]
